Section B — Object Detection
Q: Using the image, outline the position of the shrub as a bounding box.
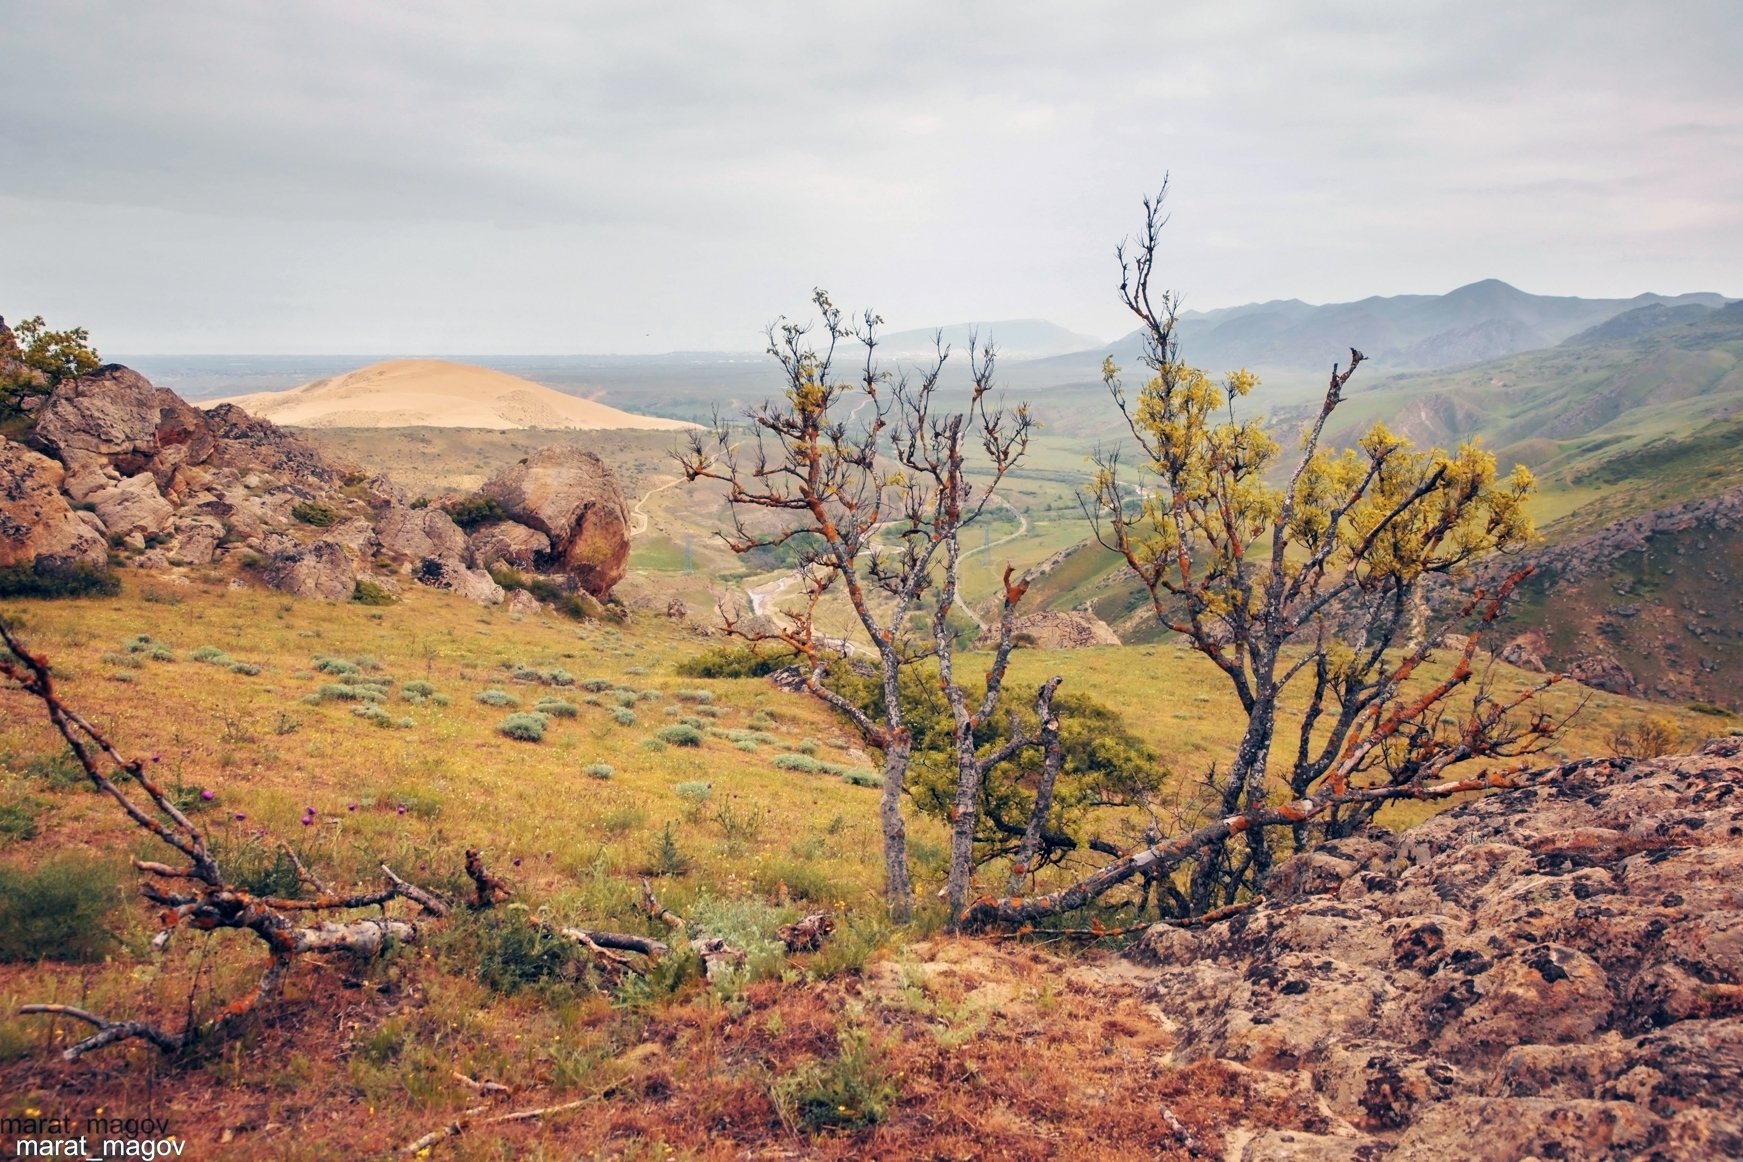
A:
[0,795,43,843]
[674,781,713,819]
[0,560,120,599]
[313,656,362,677]
[443,494,508,530]
[582,763,613,781]
[535,698,579,718]
[189,645,232,664]
[771,1028,895,1133]
[106,670,135,683]
[774,754,822,774]
[1688,701,1733,717]
[753,857,842,905]
[452,909,588,995]
[352,579,396,606]
[678,715,706,729]
[673,644,795,679]
[0,855,121,962]
[500,712,550,742]
[657,724,704,747]
[581,678,614,692]
[612,708,636,727]
[713,798,767,844]
[291,500,341,527]
[314,682,387,703]
[613,689,639,707]
[228,662,262,676]
[646,822,691,877]
[841,770,883,787]
[476,688,519,708]
[673,689,715,705]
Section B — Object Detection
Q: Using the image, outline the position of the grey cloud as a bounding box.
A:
[1,0,1738,352]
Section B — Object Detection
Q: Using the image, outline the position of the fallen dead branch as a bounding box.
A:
[401,1097,591,1156]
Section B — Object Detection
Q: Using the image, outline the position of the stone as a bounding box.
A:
[480,447,630,597]
[33,364,215,485]
[0,438,108,569]
[505,588,542,618]
[464,519,550,571]
[168,517,224,566]
[414,555,503,605]
[88,472,176,538]
[264,539,356,599]
[377,504,467,562]
[1131,744,1743,1155]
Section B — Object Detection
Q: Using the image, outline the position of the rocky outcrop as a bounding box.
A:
[480,447,630,597]
[0,440,108,569]
[1136,738,1743,1159]
[978,609,1122,650]
[4,363,628,614]
[33,364,216,491]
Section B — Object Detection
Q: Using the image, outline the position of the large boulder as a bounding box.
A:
[480,447,629,597]
[1135,740,1743,1157]
[376,505,466,562]
[0,439,108,569]
[33,364,215,485]
[87,472,176,538]
[264,539,356,600]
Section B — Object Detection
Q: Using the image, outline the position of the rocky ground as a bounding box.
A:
[1138,737,1743,1160]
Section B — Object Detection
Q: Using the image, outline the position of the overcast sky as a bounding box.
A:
[2,0,1739,354]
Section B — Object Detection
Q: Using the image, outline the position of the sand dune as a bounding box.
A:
[207,359,697,431]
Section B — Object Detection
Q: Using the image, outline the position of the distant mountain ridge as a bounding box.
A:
[1006,281,1731,394]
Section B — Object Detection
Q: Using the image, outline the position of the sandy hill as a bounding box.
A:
[207,358,697,431]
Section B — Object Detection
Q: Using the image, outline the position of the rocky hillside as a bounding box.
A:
[0,335,633,613]
[1139,736,1743,1159]
[1487,486,1743,709]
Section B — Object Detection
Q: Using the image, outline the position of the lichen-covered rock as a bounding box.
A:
[414,555,504,605]
[264,539,356,599]
[480,447,629,597]
[376,504,466,562]
[87,472,176,537]
[0,439,108,569]
[1136,740,1743,1157]
[464,519,550,571]
[33,364,215,486]
[167,516,224,566]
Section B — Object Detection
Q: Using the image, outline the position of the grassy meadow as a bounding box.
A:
[0,537,1728,1156]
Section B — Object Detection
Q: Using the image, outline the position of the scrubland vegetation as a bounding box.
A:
[2,549,1714,1156]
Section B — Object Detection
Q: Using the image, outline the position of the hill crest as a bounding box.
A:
[208,358,697,431]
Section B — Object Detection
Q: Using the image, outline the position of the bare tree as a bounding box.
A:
[679,291,1050,923]
[960,186,1578,928]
